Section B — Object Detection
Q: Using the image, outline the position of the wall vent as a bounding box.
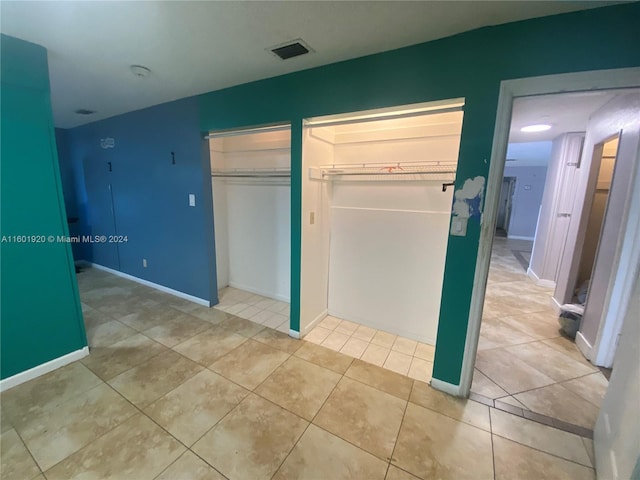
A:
[269,40,312,60]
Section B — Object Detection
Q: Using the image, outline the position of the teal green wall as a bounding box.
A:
[198,3,640,385]
[1,35,87,380]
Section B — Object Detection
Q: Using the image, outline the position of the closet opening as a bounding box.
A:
[208,124,292,334]
[300,99,465,381]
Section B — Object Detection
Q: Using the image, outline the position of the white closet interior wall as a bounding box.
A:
[210,129,291,302]
[301,110,463,344]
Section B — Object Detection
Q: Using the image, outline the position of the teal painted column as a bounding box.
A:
[289,119,303,333]
[0,35,87,380]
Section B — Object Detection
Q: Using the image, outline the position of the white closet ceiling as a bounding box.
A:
[0,1,619,128]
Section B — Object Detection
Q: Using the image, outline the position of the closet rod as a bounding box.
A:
[304,105,463,129]
[211,172,291,178]
[320,170,456,177]
[205,124,290,139]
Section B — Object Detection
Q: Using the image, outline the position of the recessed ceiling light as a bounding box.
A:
[130,65,151,78]
[521,124,551,133]
[74,109,96,115]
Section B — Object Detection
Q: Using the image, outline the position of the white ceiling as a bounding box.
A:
[0,1,619,128]
[507,89,633,167]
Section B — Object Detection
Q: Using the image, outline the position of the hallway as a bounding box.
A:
[471,237,609,431]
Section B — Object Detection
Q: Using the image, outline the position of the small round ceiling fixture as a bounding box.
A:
[130,65,151,78]
[521,124,552,133]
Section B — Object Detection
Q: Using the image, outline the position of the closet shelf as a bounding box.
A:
[211,167,291,178]
[309,161,457,182]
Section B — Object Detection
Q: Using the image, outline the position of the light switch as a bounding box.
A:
[450,217,467,236]
[310,212,315,225]
[189,194,196,207]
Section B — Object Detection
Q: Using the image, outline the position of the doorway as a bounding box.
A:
[469,87,639,432]
[496,176,516,236]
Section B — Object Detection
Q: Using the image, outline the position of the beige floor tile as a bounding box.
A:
[582,438,595,466]
[108,350,202,407]
[141,313,211,347]
[303,326,332,344]
[471,369,508,399]
[414,342,435,362]
[117,305,183,332]
[392,337,418,355]
[225,303,251,315]
[236,305,261,320]
[561,372,609,408]
[410,381,490,431]
[393,403,494,480]
[314,377,406,460]
[385,465,421,480]
[219,316,265,337]
[340,337,369,358]
[82,333,167,380]
[319,315,342,330]
[476,348,555,394]
[345,359,413,400]
[321,331,350,351]
[514,383,600,429]
[505,311,561,340]
[276,321,290,334]
[274,424,387,480]
[335,319,359,335]
[495,395,528,409]
[493,435,595,480]
[209,339,289,390]
[1,362,102,421]
[14,383,137,471]
[156,451,226,480]
[187,306,229,325]
[361,344,391,367]
[255,356,341,420]
[371,330,397,349]
[172,327,247,366]
[541,336,589,362]
[144,369,248,446]
[252,328,302,354]
[407,357,433,382]
[477,320,537,350]
[247,309,274,324]
[263,313,288,329]
[503,341,596,382]
[294,342,354,374]
[85,319,137,348]
[81,307,113,330]
[352,324,377,342]
[45,414,185,480]
[491,408,592,467]
[0,429,41,480]
[383,351,412,376]
[192,394,308,480]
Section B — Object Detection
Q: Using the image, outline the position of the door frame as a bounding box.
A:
[458,67,640,397]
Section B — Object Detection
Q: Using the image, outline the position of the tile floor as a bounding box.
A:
[472,237,609,430]
[214,287,290,333]
[0,267,598,479]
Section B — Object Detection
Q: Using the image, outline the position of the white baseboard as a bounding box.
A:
[507,235,535,241]
[550,296,563,314]
[575,331,593,359]
[85,262,211,307]
[300,310,328,337]
[288,330,301,339]
[430,378,463,397]
[526,268,556,289]
[228,281,290,303]
[0,347,90,393]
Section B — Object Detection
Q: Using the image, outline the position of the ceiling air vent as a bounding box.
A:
[75,109,96,115]
[269,39,312,60]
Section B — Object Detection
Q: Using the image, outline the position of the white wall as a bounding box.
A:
[299,128,332,333]
[529,133,584,285]
[302,110,463,344]
[210,130,291,301]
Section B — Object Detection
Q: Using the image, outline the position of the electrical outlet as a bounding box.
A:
[143,258,147,268]
[189,194,196,207]
[310,211,315,225]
